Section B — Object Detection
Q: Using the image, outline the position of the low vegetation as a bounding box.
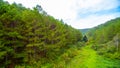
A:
[87,18,120,60]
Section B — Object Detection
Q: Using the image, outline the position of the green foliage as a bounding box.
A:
[87,18,120,60]
[79,28,90,35]
[66,45,120,68]
[82,35,88,42]
[87,18,120,43]
[0,1,83,67]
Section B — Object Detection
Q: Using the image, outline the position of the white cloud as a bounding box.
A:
[67,12,120,29]
[64,0,120,29]
[74,0,119,11]
[39,0,77,20]
[4,0,120,29]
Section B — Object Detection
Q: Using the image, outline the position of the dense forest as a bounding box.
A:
[87,17,120,59]
[0,0,83,68]
[0,0,120,68]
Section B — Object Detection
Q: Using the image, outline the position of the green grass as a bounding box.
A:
[15,44,120,68]
[66,45,120,68]
[19,44,119,68]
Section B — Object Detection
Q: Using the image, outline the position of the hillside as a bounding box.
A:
[87,17,120,59]
[0,1,82,68]
[79,28,90,35]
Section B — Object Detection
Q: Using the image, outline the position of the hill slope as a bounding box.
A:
[87,17,120,60]
[0,0,82,67]
[79,28,90,35]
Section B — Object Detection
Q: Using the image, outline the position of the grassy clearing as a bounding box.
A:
[66,45,120,68]
[37,44,120,68]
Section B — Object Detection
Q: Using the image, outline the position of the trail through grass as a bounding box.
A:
[66,45,120,68]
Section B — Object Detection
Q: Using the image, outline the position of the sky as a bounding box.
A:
[4,0,120,29]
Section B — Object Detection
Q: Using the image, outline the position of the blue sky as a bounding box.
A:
[4,0,120,29]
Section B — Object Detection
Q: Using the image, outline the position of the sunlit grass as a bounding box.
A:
[66,45,120,68]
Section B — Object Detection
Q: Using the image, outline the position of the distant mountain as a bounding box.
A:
[79,28,91,35]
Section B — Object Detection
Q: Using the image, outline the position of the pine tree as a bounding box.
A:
[83,35,88,42]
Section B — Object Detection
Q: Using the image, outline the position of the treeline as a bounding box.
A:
[0,0,82,67]
[87,17,120,59]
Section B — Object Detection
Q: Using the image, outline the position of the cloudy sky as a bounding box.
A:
[4,0,120,29]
